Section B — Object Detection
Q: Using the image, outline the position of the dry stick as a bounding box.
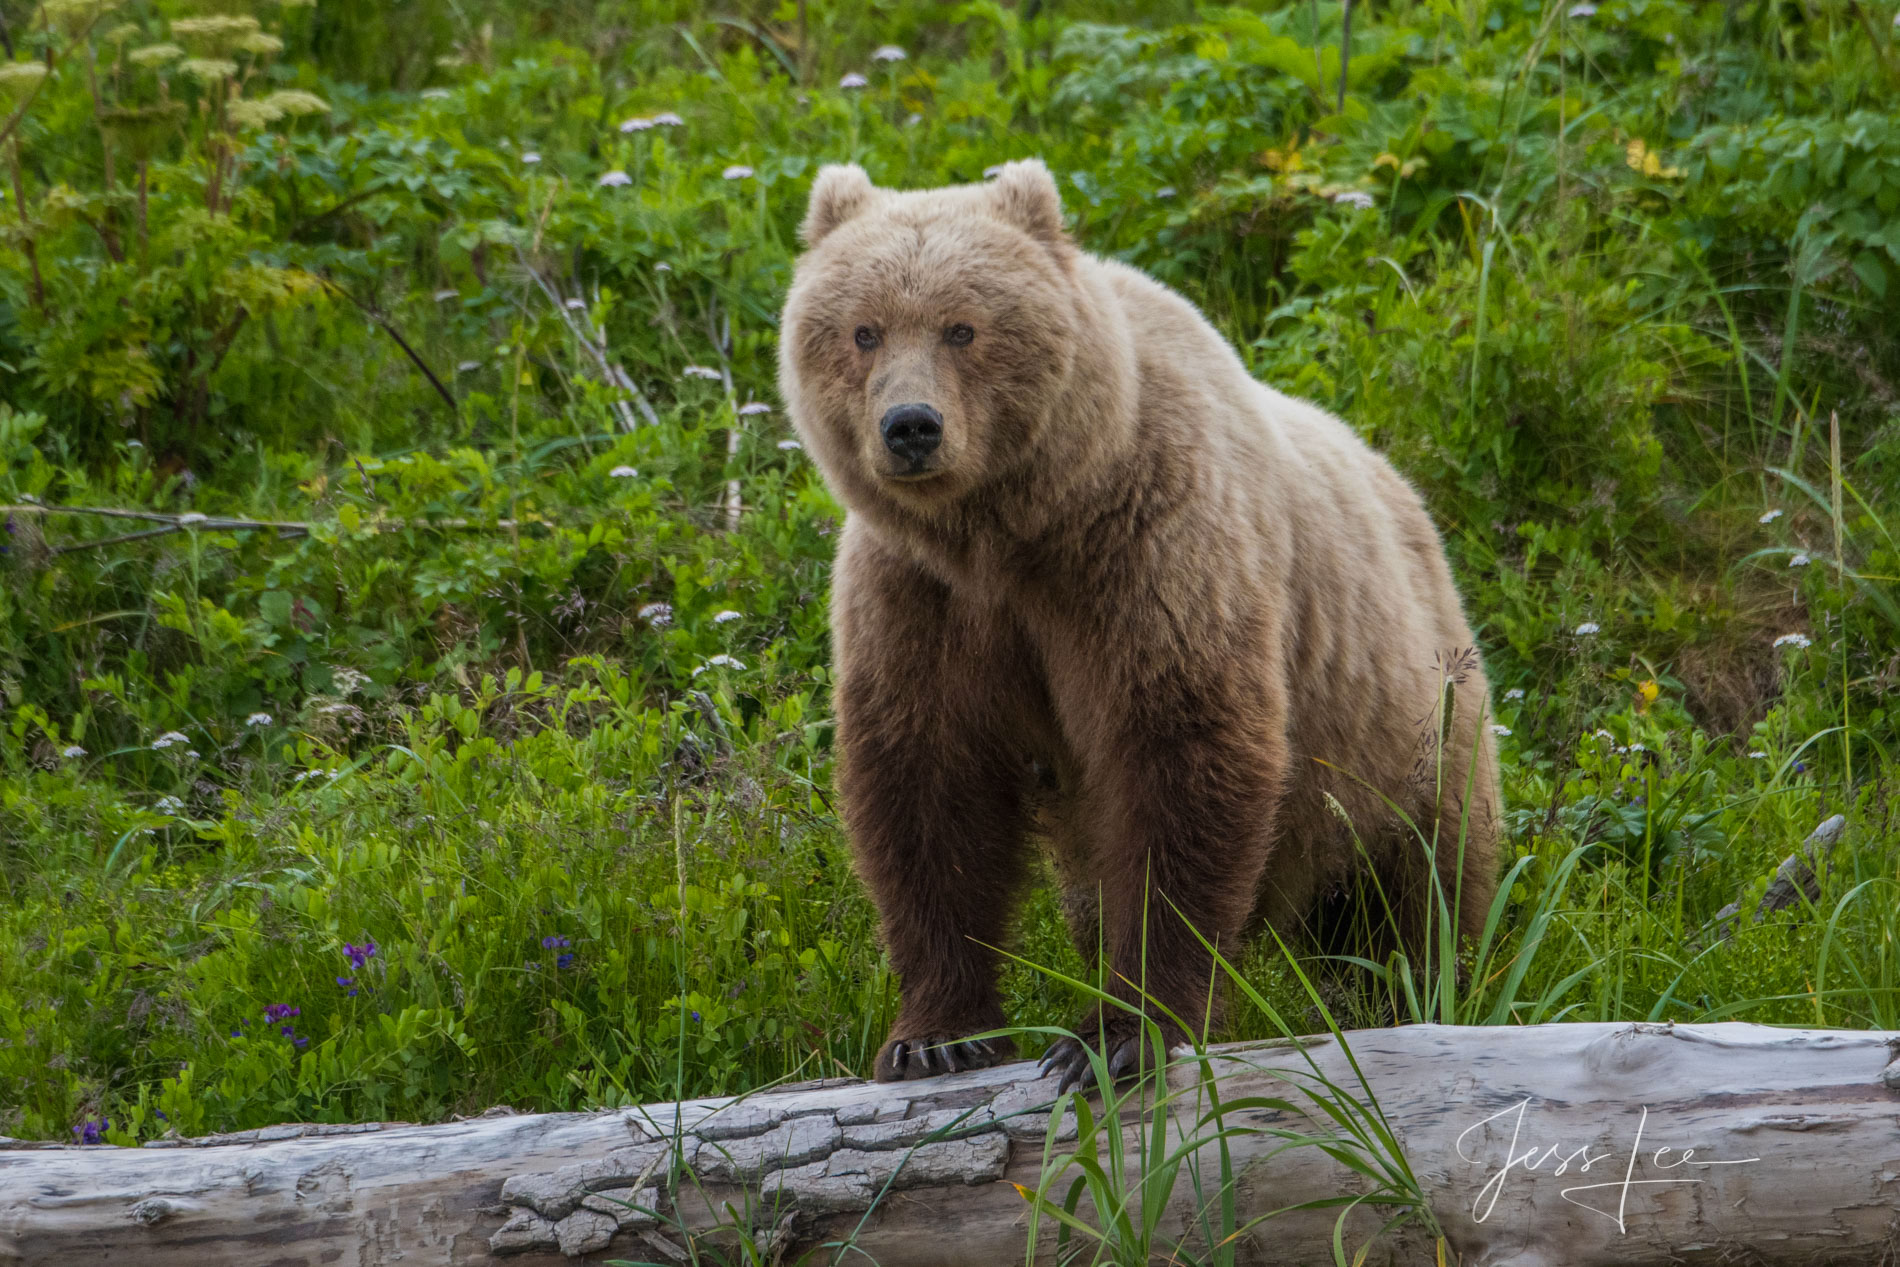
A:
[518,253,659,430]
[1830,409,1849,790]
[286,186,380,239]
[520,264,635,432]
[324,283,457,415]
[8,501,308,531]
[707,303,744,531]
[51,525,188,554]
[4,502,550,550]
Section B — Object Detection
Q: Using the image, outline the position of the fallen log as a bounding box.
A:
[4,1022,1898,1265]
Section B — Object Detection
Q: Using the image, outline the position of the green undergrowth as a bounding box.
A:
[2,0,1898,1157]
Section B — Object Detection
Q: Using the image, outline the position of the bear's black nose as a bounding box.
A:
[880,403,943,464]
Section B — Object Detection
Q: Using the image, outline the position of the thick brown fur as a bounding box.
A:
[778,160,1501,1084]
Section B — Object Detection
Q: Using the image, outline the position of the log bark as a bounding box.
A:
[4,1022,1899,1266]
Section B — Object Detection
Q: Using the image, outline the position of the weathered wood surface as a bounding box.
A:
[4,1022,1899,1265]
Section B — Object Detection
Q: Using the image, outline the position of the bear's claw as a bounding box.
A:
[874,1032,1015,1082]
[1039,1017,1174,1095]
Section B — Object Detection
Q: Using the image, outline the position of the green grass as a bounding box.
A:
[2,0,1899,1187]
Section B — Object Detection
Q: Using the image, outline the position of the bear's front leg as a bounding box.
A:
[1038,650,1288,1093]
[831,530,1043,1082]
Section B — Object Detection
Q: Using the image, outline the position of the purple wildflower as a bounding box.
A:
[264,1003,300,1023]
[691,1010,702,1023]
[525,960,540,971]
[336,976,358,997]
[343,939,378,970]
[556,952,576,970]
[72,1118,110,1145]
[540,934,570,950]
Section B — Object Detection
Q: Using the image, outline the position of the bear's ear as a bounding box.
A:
[801,164,877,247]
[987,159,1066,246]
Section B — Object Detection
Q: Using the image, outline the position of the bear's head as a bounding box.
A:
[779,160,1095,520]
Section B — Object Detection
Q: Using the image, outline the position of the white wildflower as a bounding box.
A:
[433,288,459,302]
[712,610,743,625]
[565,297,587,310]
[722,164,754,180]
[872,44,906,61]
[1568,2,1596,15]
[521,151,541,164]
[638,602,674,628]
[682,365,721,380]
[185,749,200,759]
[456,360,482,372]
[777,439,803,451]
[155,796,184,815]
[839,72,869,89]
[126,44,182,68]
[651,111,683,126]
[620,116,655,132]
[655,262,672,271]
[609,465,639,478]
[330,666,369,695]
[906,112,922,126]
[62,745,87,759]
[1489,724,1512,737]
[1503,688,1525,700]
[1332,191,1375,209]
[1758,508,1782,523]
[1748,751,1767,759]
[1155,186,1176,198]
[246,712,273,727]
[692,655,747,676]
[737,401,772,416]
[152,731,190,750]
[1628,743,1647,752]
[1574,621,1601,635]
[180,57,238,82]
[1593,728,1615,740]
[177,512,207,525]
[327,768,343,780]
[598,169,632,187]
[1773,632,1811,649]
[1789,552,1811,567]
[265,90,328,116]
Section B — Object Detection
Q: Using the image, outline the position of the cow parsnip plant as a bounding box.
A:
[1,0,1897,1175]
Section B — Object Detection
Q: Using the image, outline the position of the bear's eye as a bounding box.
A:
[853,326,879,351]
[945,323,975,347]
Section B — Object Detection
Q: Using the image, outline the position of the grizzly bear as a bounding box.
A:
[778,159,1500,1089]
